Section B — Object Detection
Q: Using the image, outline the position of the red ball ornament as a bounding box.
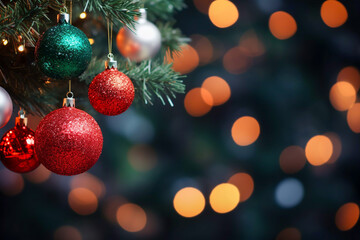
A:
[88,58,134,116]
[0,113,39,173]
[35,98,103,176]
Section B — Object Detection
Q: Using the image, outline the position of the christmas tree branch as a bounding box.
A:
[158,21,189,58]
[144,0,186,21]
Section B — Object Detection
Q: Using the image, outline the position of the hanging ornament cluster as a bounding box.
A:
[35,93,103,176]
[116,8,162,62]
[0,86,13,128]
[0,110,39,173]
[35,12,92,79]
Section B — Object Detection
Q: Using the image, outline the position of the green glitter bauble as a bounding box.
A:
[35,19,92,79]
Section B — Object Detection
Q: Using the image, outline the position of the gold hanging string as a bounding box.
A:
[107,18,113,57]
[69,0,72,24]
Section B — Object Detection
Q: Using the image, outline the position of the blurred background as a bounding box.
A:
[1,0,360,239]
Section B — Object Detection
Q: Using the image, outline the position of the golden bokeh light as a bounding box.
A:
[223,47,251,74]
[184,88,213,117]
[347,103,360,133]
[193,0,213,14]
[54,226,82,240]
[329,82,356,111]
[325,132,342,164]
[166,44,199,74]
[18,44,25,52]
[239,30,266,57]
[88,38,94,45]
[209,183,240,213]
[335,202,360,231]
[0,169,24,196]
[191,34,214,65]
[128,144,157,172]
[337,66,360,92]
[228,173,254,202]
[79,12,87,19]
[201,76,231,106]
[173,187,206,218]
[70,173,105,198]
[269,11,297,40]
[321,0,348,28]
[305,135,333,166]
[24,164,51,184]
[68,188,98,215]
[208,0,239,28]
[2,39,8,45]
[116,203,147,232]
[231,116,260,146]
[279,146,307,174]
[276,227,301,240]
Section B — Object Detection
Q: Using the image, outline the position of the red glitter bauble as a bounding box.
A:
[88,68,135,116]
[35,107,103,176]
[0,125,39,173]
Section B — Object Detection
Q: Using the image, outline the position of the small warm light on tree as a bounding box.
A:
[2,39,8,45]
[80,12,87,19]
[18,44,25,52]
[88,38,95,45]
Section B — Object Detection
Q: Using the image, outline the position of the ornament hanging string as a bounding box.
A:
[107,18,113,58]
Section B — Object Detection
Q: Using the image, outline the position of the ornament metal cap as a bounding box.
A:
[15,109,28,127]
[138,8,147,23]
[105,54,117,69]
[63,92,75,107]
[57,13,70,24]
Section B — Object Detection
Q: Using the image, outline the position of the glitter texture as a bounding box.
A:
[88,68,135,116]
[35,107,103,176]
[35,19,92,79]
[0,125,39,173]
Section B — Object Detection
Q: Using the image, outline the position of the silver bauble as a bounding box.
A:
[116,8,162,62]
[0,87,13,128]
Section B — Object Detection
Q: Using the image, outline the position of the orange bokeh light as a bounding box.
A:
[239,30,266,57]
[276,227,301,240]
[173,187,206,218]
[184,88,213,117]
[305,135,333,166]
[279,146,307,174]
[210,183,240,213]
[347,103,360,133]
[116,203,147,232]
[335,202,360,231]
[68,188,98,215]
[24,164,51,184]
[269,11,297,40]
[223,47,251,74]
[337,66,360,91]
[321,0,348,28]
[325,132,342,164]
[329,82,356,111]
[201,76,231,106]
[208,0,239,28]
[128,144,157,172]
[193,0,213,14]
[231,116,260,146]
[228,173,254,202]
[70,173,105,198]
[166,45,199,75]
[102,196,127,224]
[191,34,214,65]
[54,226,82,240]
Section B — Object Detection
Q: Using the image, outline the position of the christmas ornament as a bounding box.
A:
[116,8,161,62]
[0,86,13,128]
[35,94,103,176]
[88,56,135,115]
[0,110,39,173]
[35,13,92,79]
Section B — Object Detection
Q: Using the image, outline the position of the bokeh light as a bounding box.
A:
[239,30,266,57]
[24,164,51,184]
[335,202,359,231]
[329,82,356,111]
[191,34,214,65]
[116,203,147,232]
[223,47,251,74]
[347,103,360,133]
[228,172,254,202]
[173,187,206,218]
[79,12,87,19]
[275,178,304,208]
[102,196,127,224]
[209,183,240,213]
[70,173,105,198]
[276,227,301,240]
[2,38,8,45]
[193,0,213,14]
[184,88,213,117]
[68,188,98,215]
[305,135,333,166]
[0,169,24,196]
[231,116,260,146]
[269,11,297,40]
[320,0,348,28]
[325,132,342,164]
[54,226,82,240]
[166,44,199,74]
[279,146,307,174]
[128,144,157,172]
[208,0,239,28]
[18,44,25,52]
[337,66,360,91]
[88,38,94,45]
[201,76,231,106]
